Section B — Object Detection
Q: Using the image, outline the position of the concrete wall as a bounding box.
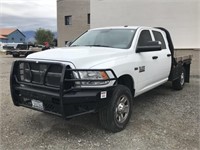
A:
[91,0,200,49]
[57,0,90,47]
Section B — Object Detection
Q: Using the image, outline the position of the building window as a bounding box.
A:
[20,38,23,41]
[87,14,90,24]
[12,37,14,41]
[65,16,72,25]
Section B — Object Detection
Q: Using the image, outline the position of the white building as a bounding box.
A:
[57,0,200,49]
[91,0,199,49]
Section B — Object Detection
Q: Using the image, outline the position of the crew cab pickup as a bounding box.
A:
[10,26,192,132]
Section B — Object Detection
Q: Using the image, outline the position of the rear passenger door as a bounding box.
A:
[151,30,171,81]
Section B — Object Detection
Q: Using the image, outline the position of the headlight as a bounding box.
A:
[73,71,110,86]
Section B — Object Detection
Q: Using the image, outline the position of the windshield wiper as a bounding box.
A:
[71,45,113,48]
[84,45,113,48]
[70,45,80,47]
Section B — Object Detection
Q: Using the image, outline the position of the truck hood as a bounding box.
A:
[27,47,127,68]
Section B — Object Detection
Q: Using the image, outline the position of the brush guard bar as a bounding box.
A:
[10,60,117,118]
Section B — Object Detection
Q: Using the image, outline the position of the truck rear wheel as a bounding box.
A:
[172,67,185,90]
[99,85,133,132]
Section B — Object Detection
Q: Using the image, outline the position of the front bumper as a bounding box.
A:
[10,60,117,118]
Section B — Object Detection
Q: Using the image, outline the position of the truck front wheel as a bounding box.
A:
[99,85,133,132]
[172,67,185,90]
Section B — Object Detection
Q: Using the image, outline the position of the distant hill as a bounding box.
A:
[22,31,57,43]
[23,31,36,42]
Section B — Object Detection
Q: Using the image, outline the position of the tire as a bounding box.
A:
[172,67,185,90]
[99,85,133,132]
[13,53,20,58]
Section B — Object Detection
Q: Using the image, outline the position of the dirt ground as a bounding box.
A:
[0,50,199,150]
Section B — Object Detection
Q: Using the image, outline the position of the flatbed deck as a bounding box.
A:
[175,55,192,64]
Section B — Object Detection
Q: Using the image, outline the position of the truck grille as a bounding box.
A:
[17,61,72,89]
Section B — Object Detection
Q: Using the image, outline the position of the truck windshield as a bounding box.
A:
[70,29,136,49]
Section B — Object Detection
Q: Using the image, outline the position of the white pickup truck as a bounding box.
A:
[10,26,192,132]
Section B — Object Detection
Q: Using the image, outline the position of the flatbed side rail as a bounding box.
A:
[169,55,192,82]
[175,55,192,64]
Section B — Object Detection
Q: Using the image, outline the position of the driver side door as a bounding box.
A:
[134,29,166,95]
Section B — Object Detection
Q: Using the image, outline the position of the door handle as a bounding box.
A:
[152,56,158,59]
[167,54,171,57]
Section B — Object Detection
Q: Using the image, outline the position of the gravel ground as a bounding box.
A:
[0,50,199,150]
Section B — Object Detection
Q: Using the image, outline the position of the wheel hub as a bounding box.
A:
[118,103,125,112]
[180,72,185,86]
[115,95,130,124]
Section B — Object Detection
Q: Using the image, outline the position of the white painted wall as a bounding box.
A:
[91,0,200,49]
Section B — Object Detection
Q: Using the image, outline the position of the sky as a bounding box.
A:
[0,0,57,31]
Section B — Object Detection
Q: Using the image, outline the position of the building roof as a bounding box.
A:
[0,35,7,39]
[0,28,26,39]
[0,28,16,35]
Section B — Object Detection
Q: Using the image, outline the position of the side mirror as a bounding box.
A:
[65,41,72,47]
[136,41,161,53]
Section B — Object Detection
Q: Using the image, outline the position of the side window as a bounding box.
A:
[137,30,152,46]
[152,31,166,49]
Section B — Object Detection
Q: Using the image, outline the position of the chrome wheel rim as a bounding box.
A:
[115,95,130,124]
[180,72,185,86]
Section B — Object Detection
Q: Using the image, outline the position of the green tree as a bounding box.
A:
[35,28,54,45]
